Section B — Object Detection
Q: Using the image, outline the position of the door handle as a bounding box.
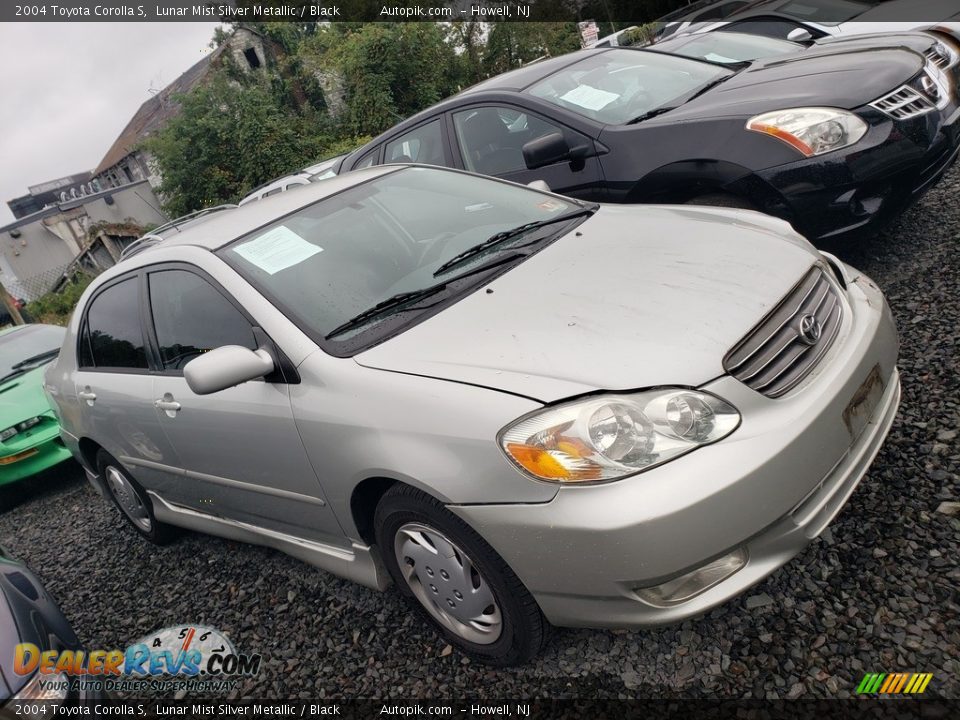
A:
[154,399,182,412]
[78,388,97,405]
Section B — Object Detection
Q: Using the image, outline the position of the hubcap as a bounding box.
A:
[105,466,152,533]
[394,523,502,645]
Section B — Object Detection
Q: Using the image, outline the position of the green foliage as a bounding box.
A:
[146,77,329,217]
[316,23,462,136]
[25,274,94,326]
[483,23,581,76]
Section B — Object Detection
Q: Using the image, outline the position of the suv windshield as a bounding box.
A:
[0,324,66,377]
[527,49,732,124]
[654,32,801,63]
[220,167,585,349]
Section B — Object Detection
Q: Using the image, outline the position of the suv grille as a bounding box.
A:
[925,45,952,70]
[724,267,843,399]
[870,85,936,120]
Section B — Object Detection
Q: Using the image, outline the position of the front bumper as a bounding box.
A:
[0,423,73,486]
[450,267,900,628]
[746,103,959,242]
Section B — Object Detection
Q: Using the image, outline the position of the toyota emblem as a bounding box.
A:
[797,314,823,346]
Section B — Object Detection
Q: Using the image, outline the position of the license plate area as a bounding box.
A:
[843,365,884,441]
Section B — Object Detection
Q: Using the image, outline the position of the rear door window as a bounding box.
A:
[80,278,148,370]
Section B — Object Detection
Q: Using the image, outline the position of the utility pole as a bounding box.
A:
[0,277,25,325]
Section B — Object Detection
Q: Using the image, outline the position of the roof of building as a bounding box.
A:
[93,50,219,175]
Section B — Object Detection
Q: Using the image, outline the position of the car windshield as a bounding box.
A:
[0,325,65,377]
[220,167,583,346]
[771,0,875,24]
[527,49,733,124]
[654,32,802,62]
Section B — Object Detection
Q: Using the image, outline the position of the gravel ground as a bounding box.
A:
[1,167,958,700]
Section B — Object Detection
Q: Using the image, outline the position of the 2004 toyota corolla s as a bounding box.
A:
[43,166,900,665]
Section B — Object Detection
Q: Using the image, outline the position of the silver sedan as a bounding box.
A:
[44,165,900,665]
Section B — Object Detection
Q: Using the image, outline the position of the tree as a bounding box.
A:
[483,22,581,76]
[145,77,327,216]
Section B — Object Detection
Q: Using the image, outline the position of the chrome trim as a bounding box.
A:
[148,492,389,590]
[120,456,327,506]
[870,85,936,120]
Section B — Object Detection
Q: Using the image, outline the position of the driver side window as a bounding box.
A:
[453,106,564,175]
[148,269,256,372]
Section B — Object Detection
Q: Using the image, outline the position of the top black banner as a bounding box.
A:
[4,0,959,23]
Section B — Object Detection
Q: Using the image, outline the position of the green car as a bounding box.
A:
[0,324,72,486]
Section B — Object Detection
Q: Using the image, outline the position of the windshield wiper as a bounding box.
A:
[10,349,59,371]
[0,349,60,385]
[684,74,733,102]
[626,106,679,125]
[432,207,596,278]
[324,254,525,340]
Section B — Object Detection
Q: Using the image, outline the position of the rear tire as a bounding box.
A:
[374,484,548,666]
[685,192,759,211]
[97,450,177,545]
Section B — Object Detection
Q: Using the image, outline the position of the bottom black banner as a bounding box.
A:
[2,700,959,720]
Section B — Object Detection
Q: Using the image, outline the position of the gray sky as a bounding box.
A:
[0,22,220,225]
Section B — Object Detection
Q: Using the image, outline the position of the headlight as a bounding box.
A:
[14,671,69,701]
[0,416,43,443]
[746,107,867,157]
[499,389,740,483]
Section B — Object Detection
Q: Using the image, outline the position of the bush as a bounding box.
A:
[25,274,94,326]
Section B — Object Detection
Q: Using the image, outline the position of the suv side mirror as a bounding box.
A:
[787,28,813,43]
[184,346,275,395]
[523,133,590,170]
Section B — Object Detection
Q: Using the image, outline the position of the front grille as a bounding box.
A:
[925,45,952,70]
[870,85,936,120]
[724,267,843,399]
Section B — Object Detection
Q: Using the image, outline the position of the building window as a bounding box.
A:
[243,48,262,69]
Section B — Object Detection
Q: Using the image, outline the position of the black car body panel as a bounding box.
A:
[341,42,959,242]
[0,547,86,701]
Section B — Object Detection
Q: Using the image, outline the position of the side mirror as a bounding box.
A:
[523,133,591,170]
[787,28,813,43]
[184,346,275,395]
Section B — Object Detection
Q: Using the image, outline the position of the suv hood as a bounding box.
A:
[356,205,820,402]
[664,45,925,120]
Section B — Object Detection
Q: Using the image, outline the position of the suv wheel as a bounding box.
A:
[375,484,548,665]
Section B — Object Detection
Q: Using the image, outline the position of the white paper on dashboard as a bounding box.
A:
[560,84,620,111]
[233,226,322,275]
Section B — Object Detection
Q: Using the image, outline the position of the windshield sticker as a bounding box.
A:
[705,52,738,64]
[560,84,620,112]
[537,199,566,212]
[233,226,322,275]
[465,202,494,213]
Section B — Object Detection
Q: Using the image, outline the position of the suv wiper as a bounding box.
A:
[432,207,596,278]
[325,254,524,340]
[626,106,678,124]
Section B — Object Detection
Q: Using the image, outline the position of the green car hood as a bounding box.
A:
[0,366,54,426]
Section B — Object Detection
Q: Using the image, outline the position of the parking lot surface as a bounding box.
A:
[1,167,958,699]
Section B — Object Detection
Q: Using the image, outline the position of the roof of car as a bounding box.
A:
[459,49,605,94]
[125,165,400,257]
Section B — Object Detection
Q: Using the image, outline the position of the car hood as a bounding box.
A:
[663,45,924,120]
[355,205,820,402]
[0,366,52,426]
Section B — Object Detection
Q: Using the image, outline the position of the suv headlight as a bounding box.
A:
[746,107,867,157]
[499,389,740,483]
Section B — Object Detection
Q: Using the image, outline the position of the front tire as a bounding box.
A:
[375,484,548,666]
[97,450,177,545]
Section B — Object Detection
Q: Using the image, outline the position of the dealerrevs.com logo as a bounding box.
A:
[15,625,261,694]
